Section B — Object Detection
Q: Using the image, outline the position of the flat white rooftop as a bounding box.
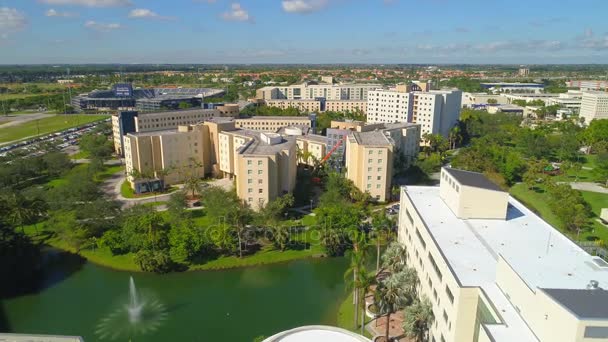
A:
[404,186,608,341]
[262,326,371,342]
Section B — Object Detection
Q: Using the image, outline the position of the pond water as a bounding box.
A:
[2,251,349,341]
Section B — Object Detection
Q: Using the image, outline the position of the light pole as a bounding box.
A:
[310,199,313,213]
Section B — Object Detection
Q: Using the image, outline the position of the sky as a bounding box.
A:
[0,0,607,64]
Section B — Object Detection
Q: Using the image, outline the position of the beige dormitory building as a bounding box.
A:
[234,116,313,132]
[399,167,608,342]
[123,117,310,210]
[345,122,420,202]
[219,131,297,210]
[112,107,238,155]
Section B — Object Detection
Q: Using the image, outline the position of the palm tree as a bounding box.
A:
[371,212,392,272]
[402,297,434,342]
[184,176,203,199]
[374,271,410,341]
[357,268,376,336]
[381,242,408,274]
[345,244,367,329]
[5,193,46,233]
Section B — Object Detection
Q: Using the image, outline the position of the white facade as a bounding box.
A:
[366,89,413,123]
[366,89,461,137]
[580,91,608,123]
[257,83,381,101]
[399,168,608,342]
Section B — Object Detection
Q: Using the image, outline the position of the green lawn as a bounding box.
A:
[0,114,109,143]
[69,150,90,160]
[510,183,608,242]
[336,292,374,338]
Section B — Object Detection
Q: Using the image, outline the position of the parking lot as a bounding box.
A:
[0,118,110,158]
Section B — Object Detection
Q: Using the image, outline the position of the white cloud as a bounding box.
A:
[38,0,132,7]
[128,8,175,20]
[45,9,79,17]
[221,3,253,22]
[282,0,328,13]
[84,20,123,32]
[0,7,27,40]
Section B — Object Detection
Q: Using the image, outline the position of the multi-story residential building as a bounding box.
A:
[367,89,413,124]
[566,80,608,91]
[256,82,381,101]
[398,167,608,342]
[580,91,608,123]
[234,116,314,132]
[124,125,209,193]
[264,99,322,113]
[325,100,367,113]
[367,88,461,137]
[345,123,420,202]
[295,134,327,166]
[124,119,298,210]
[112,108,222,155]
[219,130,297,210]
[518,67,530,77]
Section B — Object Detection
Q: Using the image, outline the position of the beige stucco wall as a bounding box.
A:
[439,169,508,220]
[496,257,608,342]
[399,189,480,342]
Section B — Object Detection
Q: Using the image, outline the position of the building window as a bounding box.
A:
[258,179,263,184]
[248,188,253,193]
[377,176,381,181]
[446,286,454,304]
[585,327,608,338]
[248,197,253,202]
[443,310,448,323]
[376,184,381,189]
[248,179,252,184]
[258,170,263,175]
[367,184,371,189]
[247,170,252,175]
[406,208,413,225]
[378,159,382,163]
[428,253,442,281]
[369,150,373,155]
[258,189,263,194]
[368,176,372,180]
[378,167,382,172]
[258,160,263,166]
[368,159,373,163]
[368,167,372,172]
[415,228,426,249]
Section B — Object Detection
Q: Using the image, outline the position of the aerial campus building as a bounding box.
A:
[111,105,240,155]
[366,85,462,137]
[72,83,224,112]
[398,167,608,342]
[580,91,608,123]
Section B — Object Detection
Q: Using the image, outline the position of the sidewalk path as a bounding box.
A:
[567,182,608,194]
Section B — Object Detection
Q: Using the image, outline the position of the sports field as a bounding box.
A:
[0,114,109,144]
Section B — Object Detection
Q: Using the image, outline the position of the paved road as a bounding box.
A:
[0,112,55,128]
[101,169,235,209]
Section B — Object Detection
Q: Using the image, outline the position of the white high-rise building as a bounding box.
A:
[256,82,381,101]
[580,91,608,123]
[367,88,462,137]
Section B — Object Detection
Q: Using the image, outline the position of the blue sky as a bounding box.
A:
[0,0,607,64]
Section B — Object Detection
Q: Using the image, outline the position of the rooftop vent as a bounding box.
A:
[587,280,600,290]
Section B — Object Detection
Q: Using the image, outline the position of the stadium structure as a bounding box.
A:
[71,83,225,112]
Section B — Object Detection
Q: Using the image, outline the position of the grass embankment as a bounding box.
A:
[510,183,608,242]
[337,292,374,338]
[0,114,109,143]
[28,167,325,272]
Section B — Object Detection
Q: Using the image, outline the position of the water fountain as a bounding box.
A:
[95,276,168,340]
[127,276,144,323]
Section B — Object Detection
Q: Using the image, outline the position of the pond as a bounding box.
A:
[1,251,349,341]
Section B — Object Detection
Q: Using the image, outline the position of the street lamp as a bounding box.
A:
[310,199,313,212]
